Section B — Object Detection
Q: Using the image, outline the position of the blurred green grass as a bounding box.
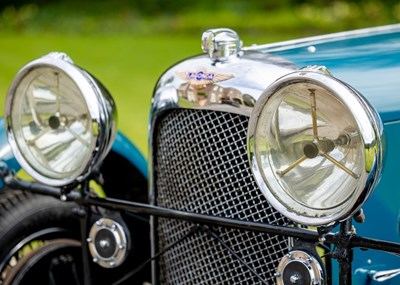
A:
[0,0,398,156]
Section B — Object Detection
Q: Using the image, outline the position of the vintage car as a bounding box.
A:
[0,24,399,285]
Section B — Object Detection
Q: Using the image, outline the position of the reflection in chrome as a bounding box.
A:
[177,82,253,109]
[151,53,296,122]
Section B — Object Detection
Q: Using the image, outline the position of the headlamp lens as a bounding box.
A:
[6,52,116,186]
[248,70,383,225]
[12,67,93,179]
[256,82,363,210]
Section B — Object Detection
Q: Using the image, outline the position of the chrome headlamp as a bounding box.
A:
[248,68,384,226]
[5,52,116,186]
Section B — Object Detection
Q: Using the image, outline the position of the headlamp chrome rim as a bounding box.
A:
[248,69,383,226]
[5,52,116,186]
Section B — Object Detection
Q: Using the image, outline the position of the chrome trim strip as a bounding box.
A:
[246,23,400,53]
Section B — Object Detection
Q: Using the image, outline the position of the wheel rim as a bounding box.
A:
[0,228,79,284]
[3,239,82,285]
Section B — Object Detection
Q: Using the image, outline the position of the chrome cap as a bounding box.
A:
[276,250,325,285]
[201,28,242,62]
[87,218,129,268]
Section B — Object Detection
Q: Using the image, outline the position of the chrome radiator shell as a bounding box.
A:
[149,51,296,284]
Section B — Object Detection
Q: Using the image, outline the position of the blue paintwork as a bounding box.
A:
[0,118,19,188]
[0,120,147,188]
[262,29,400,123]
[111,131,148,179]
[260,28,400,284]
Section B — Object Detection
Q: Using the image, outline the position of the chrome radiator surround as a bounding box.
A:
[148,50,297,284]
[151,109,291,284]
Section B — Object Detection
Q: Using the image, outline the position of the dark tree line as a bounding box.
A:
[2,0,397,15]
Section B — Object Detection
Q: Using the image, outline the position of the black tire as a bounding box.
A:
[0,188,81,284]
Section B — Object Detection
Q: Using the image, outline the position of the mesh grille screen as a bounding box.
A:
[153,109,290,284]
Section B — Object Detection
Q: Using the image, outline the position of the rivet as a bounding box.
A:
[307,46,317,53]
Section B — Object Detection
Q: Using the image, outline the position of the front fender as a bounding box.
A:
[0,118,19,188]
[110,131,147,180]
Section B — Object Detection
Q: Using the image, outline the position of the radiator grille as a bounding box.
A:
[153,109,290,284]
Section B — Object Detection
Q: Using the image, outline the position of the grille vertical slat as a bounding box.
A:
[154,109,290,284]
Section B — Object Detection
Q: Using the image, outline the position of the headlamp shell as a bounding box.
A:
[5,52,117,186]
[248,68,383,226]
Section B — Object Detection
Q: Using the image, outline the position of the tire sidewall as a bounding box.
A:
[0,188,80,264]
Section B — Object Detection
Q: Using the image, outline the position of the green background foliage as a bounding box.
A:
[0,0,398,155]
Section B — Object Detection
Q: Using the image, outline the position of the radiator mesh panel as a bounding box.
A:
[154,109,290,284]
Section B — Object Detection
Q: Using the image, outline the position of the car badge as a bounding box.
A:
[177,68,234,89]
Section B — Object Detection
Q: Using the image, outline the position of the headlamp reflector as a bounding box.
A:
[248,70,383,226]
[6,52,116,186]
[12,66,92,180]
